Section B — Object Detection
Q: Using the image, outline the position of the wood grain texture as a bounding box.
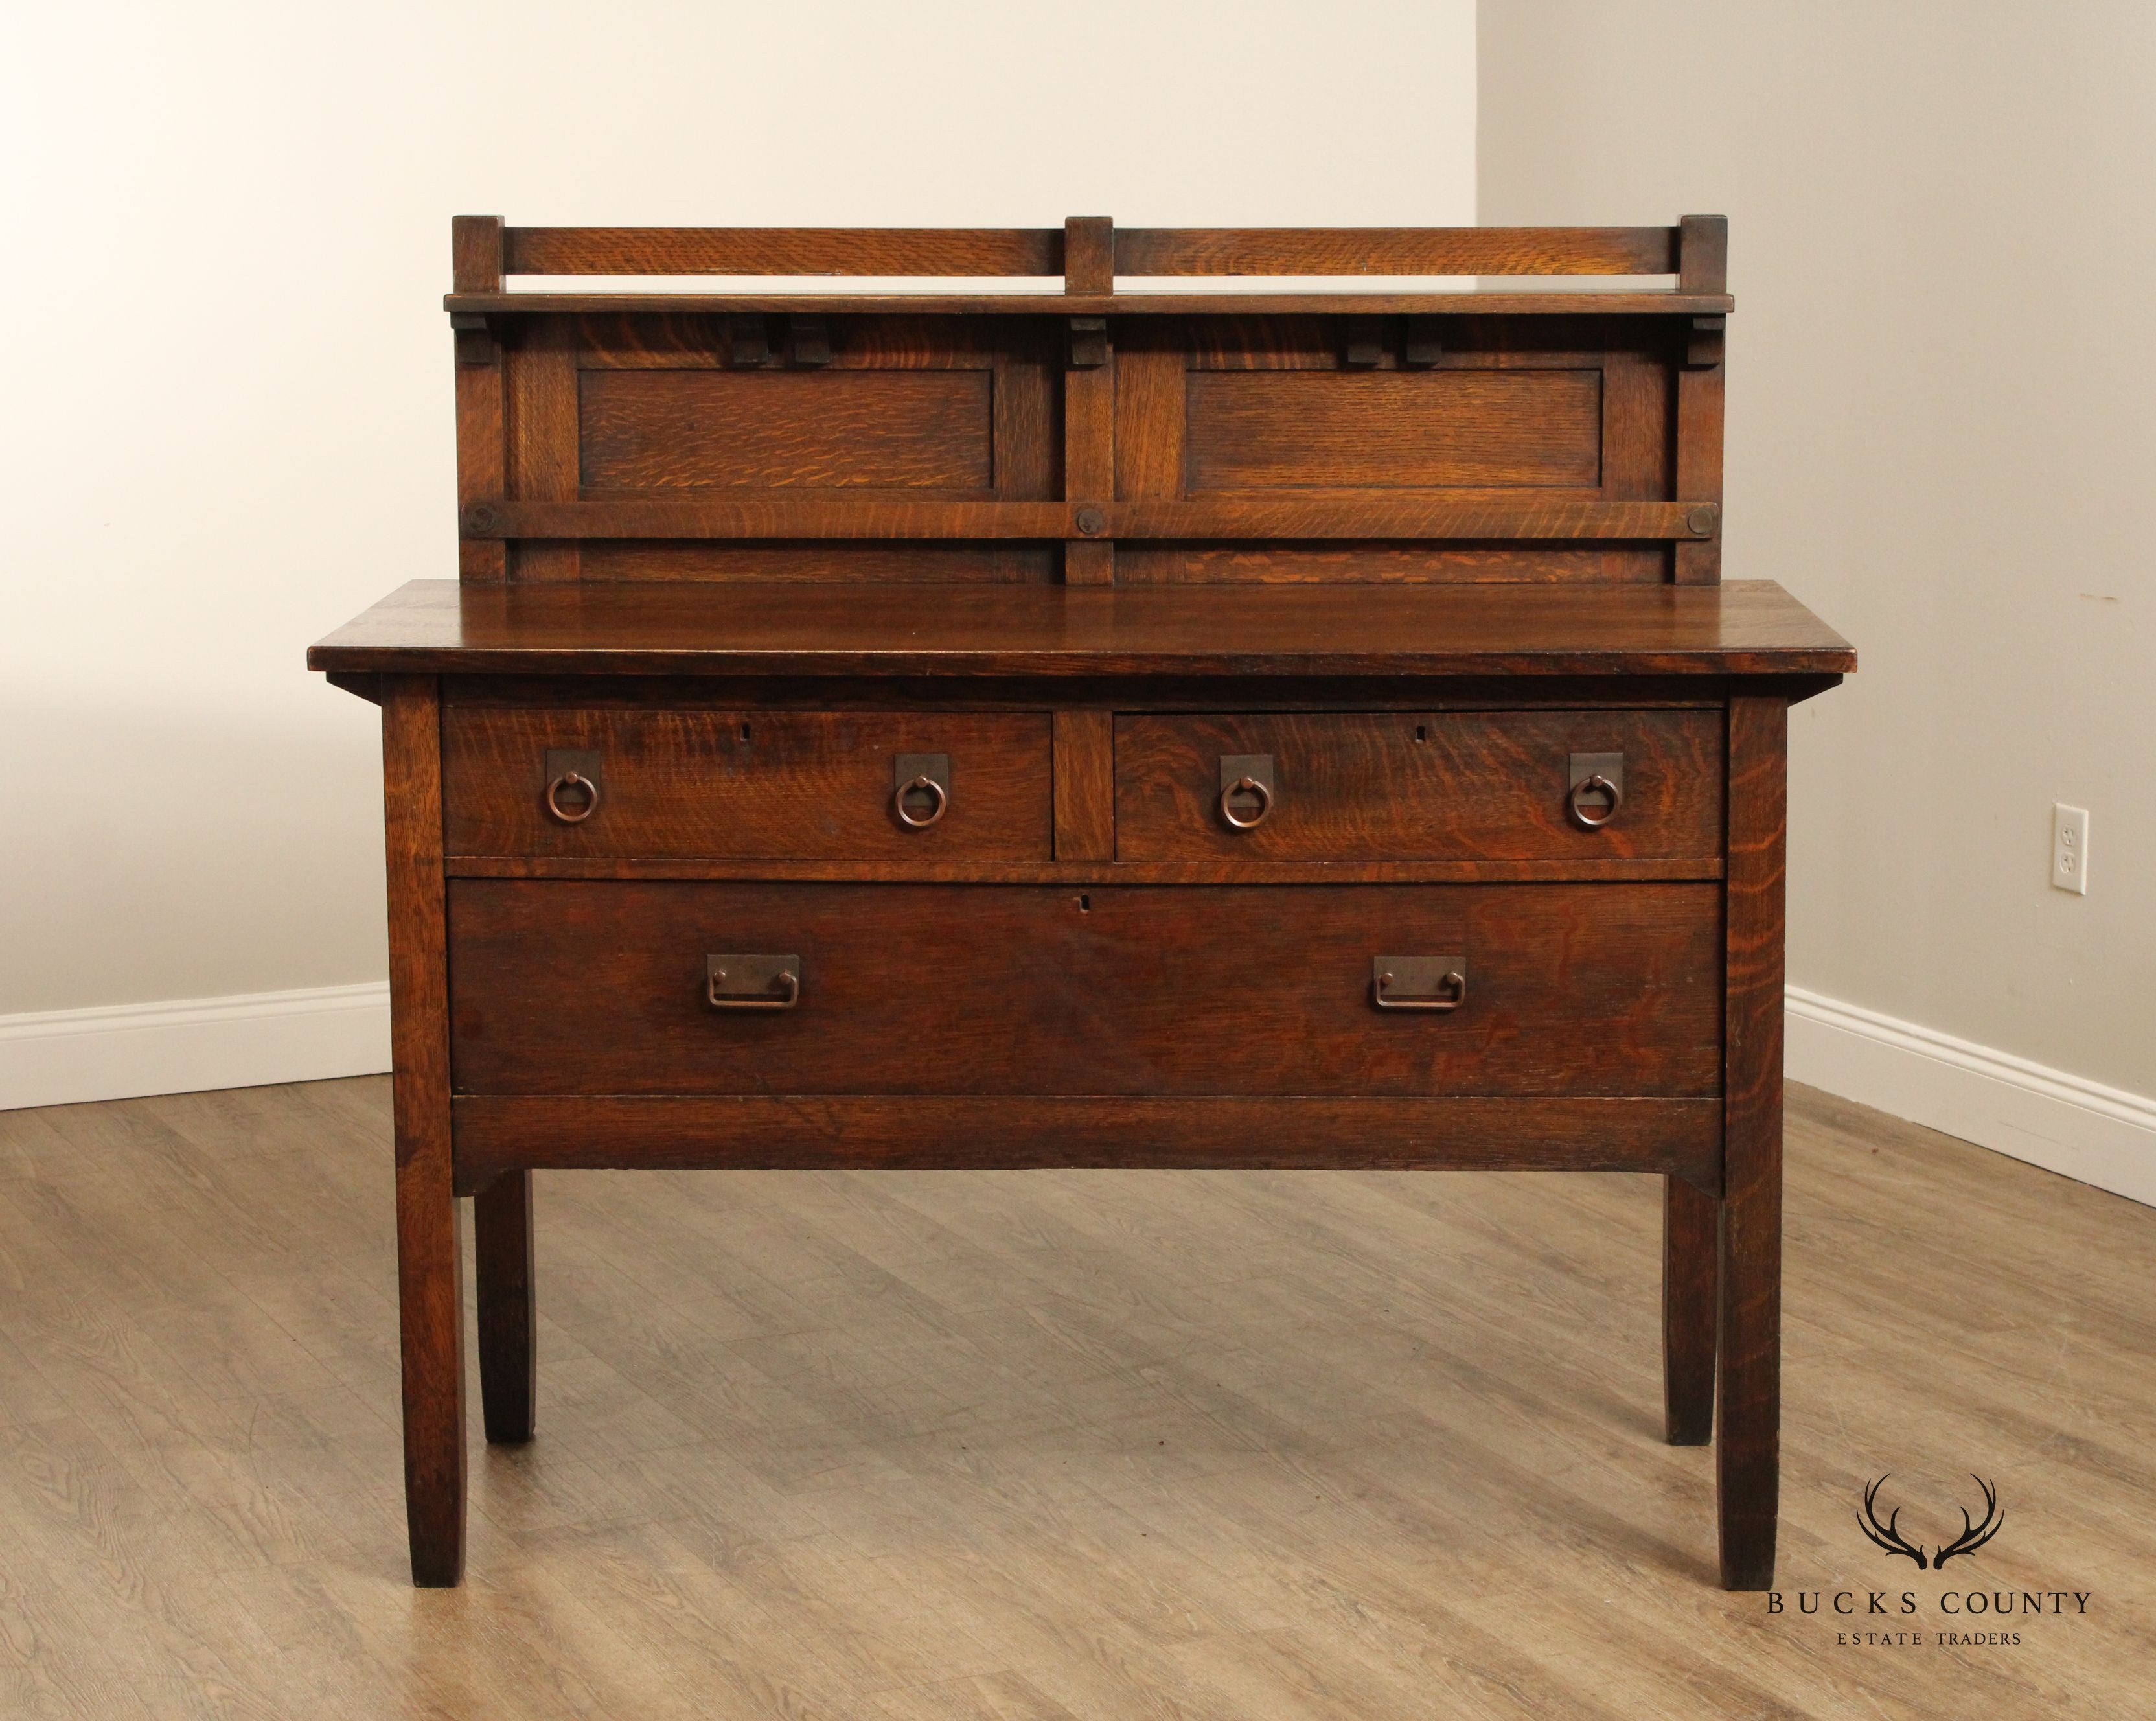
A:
[1061,217,1114,295]
[579,369,995,492]
[1061,220,1116,586]
[442,708,1052,860]
[1061,546,1116,585]
[451,1094,1721,1183]
[1184,370,1602,491]
[1663,1175,1717,1444]
[572,542,1058,584]
[1674,361,1726,585]
[450,288,1737,317]
[457,496,1712,543]
[1113,710,1723,862]
[474,1168,535,1444]
[989,325,1058,513]
[439,671,1741,713]
[380,675,464,1586]
[505,226,1064,277]
[1051,710,1114,861]
[1114,546,1651,585]
[452,218,508,582]
[444,881,1723,1100]
[573,311,1003,373]
[447,855,1724,884]
[1678,214,1730,294]
[1675,216,1730,584]
[1598,345,1671,583]
[1114,225,1679,276]
[1719,693,1787,1589]
[1111,330,1186,499]
[310,579,1856,682]
[452,214,505,293]
[507,318,580,582]
[6,1077,2145,1718]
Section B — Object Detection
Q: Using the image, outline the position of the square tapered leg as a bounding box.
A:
[397,1155,465,1585]
[383,674,465,1586]
[1716,695,1787,1591]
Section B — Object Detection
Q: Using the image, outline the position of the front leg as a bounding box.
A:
[1716,695,1786,1591]
[397,1144,466,1584]
[384,675,466,1586]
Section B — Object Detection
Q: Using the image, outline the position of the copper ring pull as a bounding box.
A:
[1373,968,1467,1011]
[1219,774,1274,830]
[894,773,948,829]
[1566,772,1623,829]
[707,965,800,1011]
[544,770,600,825]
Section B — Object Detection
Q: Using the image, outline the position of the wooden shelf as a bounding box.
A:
[310,578,1852,683]
[445,291,1734,319]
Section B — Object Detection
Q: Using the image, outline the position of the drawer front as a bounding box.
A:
[442,709,1052,859]
[448,881,1721,1098]
[1114,710,1723,861]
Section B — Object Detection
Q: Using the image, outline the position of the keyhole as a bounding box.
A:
[1077,894,1090,912]
[739,723,751,742]
[1414,724,1427,743]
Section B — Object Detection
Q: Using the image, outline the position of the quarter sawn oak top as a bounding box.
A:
[310,579,1853,682]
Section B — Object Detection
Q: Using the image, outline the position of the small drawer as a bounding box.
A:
[442,709,1053,860]
[1113,710,1723,862]
[446,880,1722,1098]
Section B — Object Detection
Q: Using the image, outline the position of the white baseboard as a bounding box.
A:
[0,982,391,1112]
[4,976,2150,1209]
[1785,985,2156,1207]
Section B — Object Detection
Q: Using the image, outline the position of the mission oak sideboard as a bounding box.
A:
[309,216,1853,1590]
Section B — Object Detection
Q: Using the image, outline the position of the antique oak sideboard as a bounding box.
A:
[309,216,1853,1590]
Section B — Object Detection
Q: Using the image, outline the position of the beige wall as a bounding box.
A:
[0,1,1475,1022]
[1480,1,2156,1096]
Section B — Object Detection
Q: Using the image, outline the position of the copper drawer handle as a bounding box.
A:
[1219,774,1273,830]
[1567,772,1623,829]
[1373,967,1467,1011]
[894,773,948,829]
[707,960,801,1011]
[544,770,600,824]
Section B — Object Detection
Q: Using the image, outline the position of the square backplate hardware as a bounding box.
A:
[1568,752,1625,794]
[1370,956,1469,1010]
[893,752,951,827]
[1219,753,1275,827]
[705,953,802,1010]
[544,748,604,786]
[1568,751,1624,820]
[893,753,951,791]
[542,748,604,822]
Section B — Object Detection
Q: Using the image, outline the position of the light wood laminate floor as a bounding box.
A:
[0,1077,2150,1719]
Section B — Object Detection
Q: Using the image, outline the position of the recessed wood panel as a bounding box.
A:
[1112,546,1660,584]
[446,881,1723,1098]
[1184,369,1601,491]
[579,369,994,491]
[577,542,1057,583]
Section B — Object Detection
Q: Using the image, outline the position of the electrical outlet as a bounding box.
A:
[2052,803,2089,895]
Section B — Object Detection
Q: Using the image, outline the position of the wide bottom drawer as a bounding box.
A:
[448,881,1721,1098]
